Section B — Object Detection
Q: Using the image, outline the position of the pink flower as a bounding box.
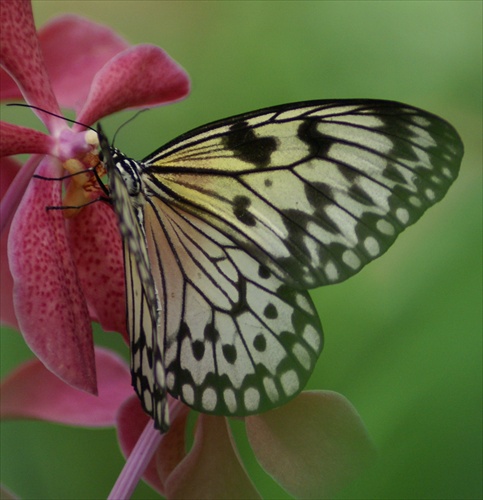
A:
[0,0,189,394]
[1,3,375,498]
[1,352,376,499]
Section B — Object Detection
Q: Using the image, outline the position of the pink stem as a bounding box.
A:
[108,419,162,500]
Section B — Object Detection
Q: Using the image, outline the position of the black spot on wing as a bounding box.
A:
[192,340,205,361]
[297,119,335,158]
[348,183,375,206]
[253,333,267,352]
[298,120,364,184]
[222,344,237,364]
[204,323,219,342]
[233,195,256,226]
[223,120,277,168]
[258,264,271,279]
[264,303,278,319]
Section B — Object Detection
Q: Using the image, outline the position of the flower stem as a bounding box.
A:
[108,419,161,500]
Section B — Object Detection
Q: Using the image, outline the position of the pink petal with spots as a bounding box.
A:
[1,153,41,242]
[76,45,190,127]
[0,233,17,327]
[8,156,96,394]
[166,415,261,500]
[0,122,53,157]
[67,203,127,340]
[0,157,20,328]
[1,348,132,426]
[246,391,377,499]
[0,67,22,101]
[0,15,128,107]
[37,15,130,112]
[0,0,60,130]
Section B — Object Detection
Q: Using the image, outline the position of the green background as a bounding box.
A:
[1,1,481,499]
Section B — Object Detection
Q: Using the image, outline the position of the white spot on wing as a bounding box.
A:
[376,219,395,236]
[143,391,153,412]
[408,126,437,147]
[292,344,312,370]
[295,292,314,314]
[342,250,361,269]
[166,372,175,390]
[396,208,410,224]
[303,234,321,268]
[182,384,194,405]
[303,324,321,352]
[281,370,300,397]
[409,196,423,208]
[155,361,165,386]
[364,237,380,257]
[411,115,431,127]
[263,377,279,402]
[327,114,384,128]
[202,387,217,411]
[325,261,339,281]
[442,167,452,179]
[321,124,393,154]
[244,387,261,411]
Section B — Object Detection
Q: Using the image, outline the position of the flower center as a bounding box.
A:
[62,152,106,218]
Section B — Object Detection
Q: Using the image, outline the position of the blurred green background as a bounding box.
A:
[1,1,481,499]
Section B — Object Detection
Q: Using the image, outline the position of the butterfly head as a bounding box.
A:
[113,154,143,198]
[96,123,143,199]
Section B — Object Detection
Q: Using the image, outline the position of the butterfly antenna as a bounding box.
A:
[6,103,95,131]
[111,109,149,146]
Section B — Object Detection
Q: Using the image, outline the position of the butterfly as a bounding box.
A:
[97,99,463,432]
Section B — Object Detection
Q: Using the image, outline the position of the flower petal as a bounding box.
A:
[0,122,53,157]
[0,348,132,426]
[166,415,261,500]
[66,203,127,339]
[246,391,377,499]
[76,45,190,127]
[37,15,130,112]
[0,157,21,328]
[8,156,96,393]
[0,0,60,130]
[0,67,23,101]
[0,484,18,500]
[1,153,41,244]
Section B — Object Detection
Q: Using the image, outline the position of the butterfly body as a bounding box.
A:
[98,99,463,431]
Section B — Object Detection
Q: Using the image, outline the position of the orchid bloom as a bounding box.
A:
[2,349,376,499]
[0,0,189,394]
[1,2,375,498]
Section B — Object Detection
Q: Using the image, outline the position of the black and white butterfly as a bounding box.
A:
[97,99,463,432]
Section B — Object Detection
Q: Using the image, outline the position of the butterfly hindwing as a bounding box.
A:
[142,197,322,415]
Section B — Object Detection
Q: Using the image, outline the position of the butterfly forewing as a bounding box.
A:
[143,100,463,289]
[98,100,463,431]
